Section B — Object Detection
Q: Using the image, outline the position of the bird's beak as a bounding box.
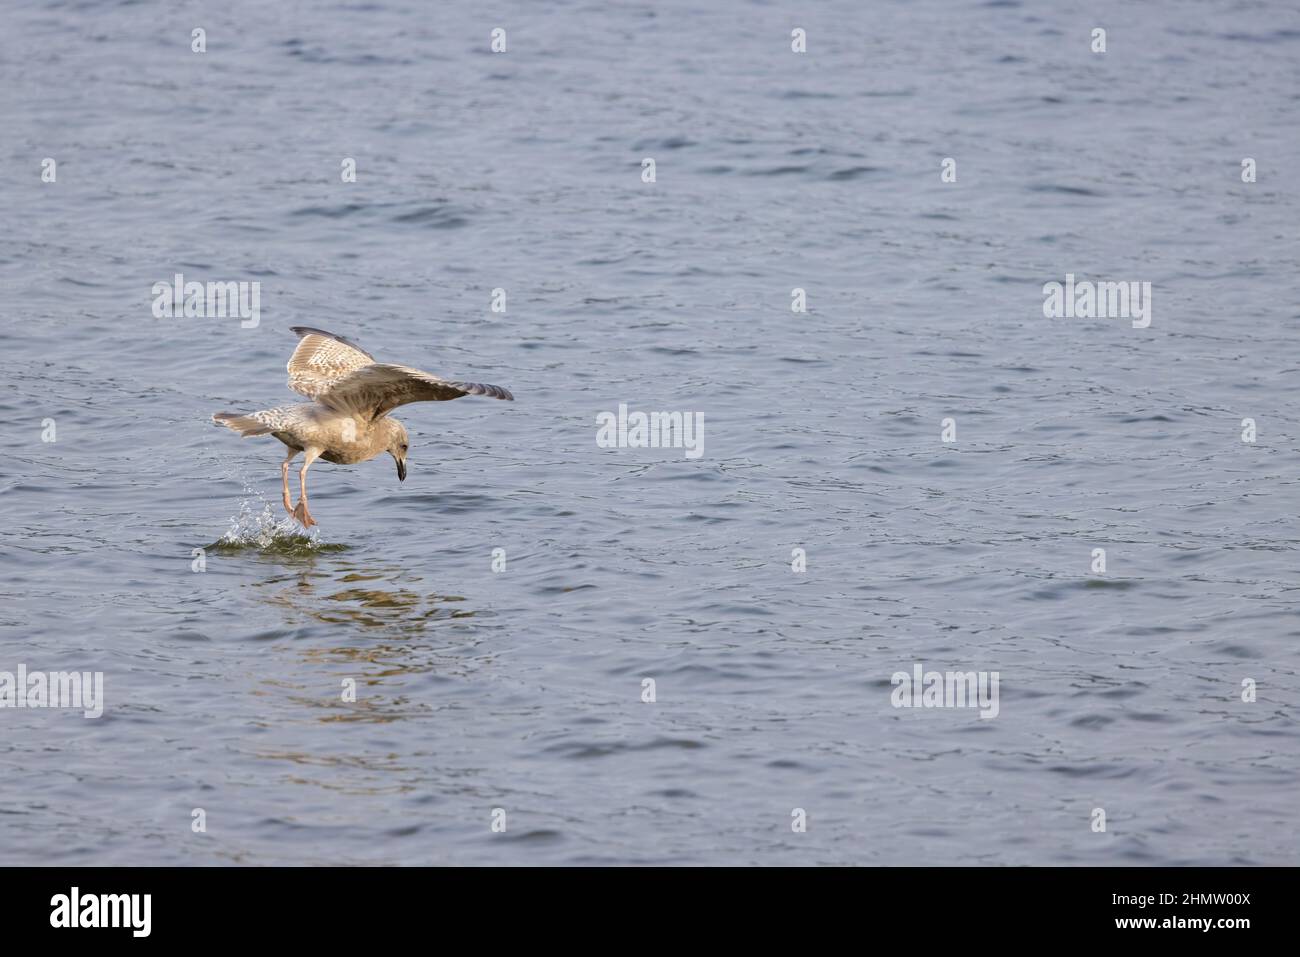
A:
[396,457,407,482]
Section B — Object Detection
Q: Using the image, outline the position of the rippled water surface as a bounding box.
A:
[3,0,1299,865]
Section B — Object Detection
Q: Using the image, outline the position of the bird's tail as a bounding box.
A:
[212,411,273,437]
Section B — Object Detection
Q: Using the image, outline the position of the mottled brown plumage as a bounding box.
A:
[213,327,513,527]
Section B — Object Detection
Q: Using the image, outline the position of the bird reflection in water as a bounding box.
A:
[247,557,488,729]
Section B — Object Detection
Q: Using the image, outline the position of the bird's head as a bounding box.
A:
[384,419,409,482]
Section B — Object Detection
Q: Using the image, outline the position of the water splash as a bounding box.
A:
[211,486,347,555]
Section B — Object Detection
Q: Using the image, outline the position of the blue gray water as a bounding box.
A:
[2,0,1299,865]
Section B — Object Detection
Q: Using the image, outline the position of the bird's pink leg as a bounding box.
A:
[292,449,322,528]
[281,450,299,515]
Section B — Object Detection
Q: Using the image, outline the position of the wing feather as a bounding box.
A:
[317,363,514,419]
[286,327,376,399]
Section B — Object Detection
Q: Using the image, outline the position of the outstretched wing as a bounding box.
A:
[286,326,376,400]
[317,363,514,419]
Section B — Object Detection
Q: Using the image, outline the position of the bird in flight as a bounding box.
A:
[213,327,513,527]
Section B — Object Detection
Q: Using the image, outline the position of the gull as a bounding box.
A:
[213,327,513,527]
